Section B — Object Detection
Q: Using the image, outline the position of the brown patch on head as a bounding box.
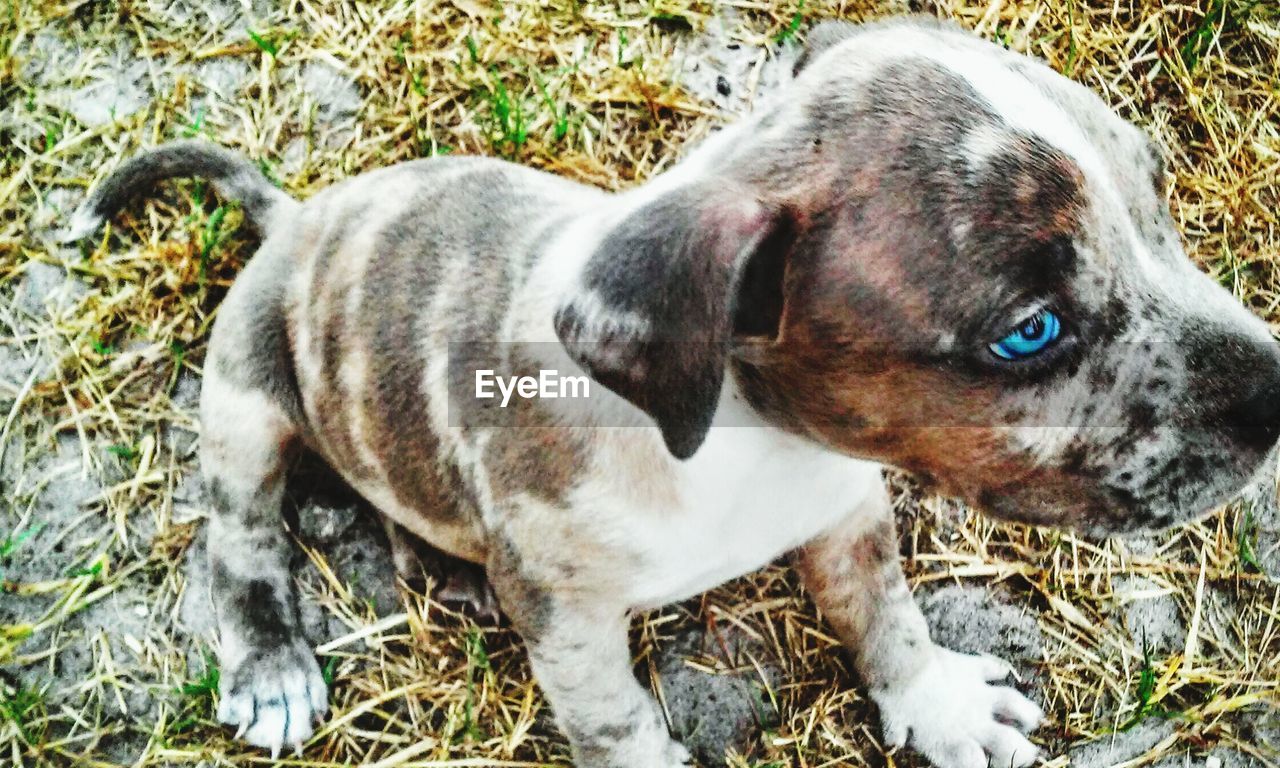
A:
[719,35,1280,535]
[961,133,1087,268]
[982,135,1085,235]
[725,56,1107,527]
[737,60,1090,346]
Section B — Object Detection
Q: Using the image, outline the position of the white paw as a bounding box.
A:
[664,738,692,766]
[217,641,329,757]
[573,705,692,768]
[872,647,1043,768]
[627,736,691,768]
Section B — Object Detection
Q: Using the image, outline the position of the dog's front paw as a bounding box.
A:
[872,647,1042,768]
[662,737,693,766]
[217,640,329,757]
[582,726,692,768]
[573,711,692,768]
[620,735,691,768]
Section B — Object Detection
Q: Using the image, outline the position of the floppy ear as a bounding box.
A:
[793,20,860,74]
[554,181,789,459]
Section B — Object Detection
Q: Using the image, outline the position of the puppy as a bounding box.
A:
[67,18,1280,768]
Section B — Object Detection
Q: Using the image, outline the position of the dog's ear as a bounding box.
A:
[555,181,791,459]
[793,20,860,75]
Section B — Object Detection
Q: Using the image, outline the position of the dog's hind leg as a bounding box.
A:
[201,255,326,757]
[380,515,426,587]
[436,560,501,624]
[381,514,501,622]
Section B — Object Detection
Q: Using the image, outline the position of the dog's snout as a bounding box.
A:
[1222,372,1280,452]
[1216,340,1280,452]
[1181,324,1280,452]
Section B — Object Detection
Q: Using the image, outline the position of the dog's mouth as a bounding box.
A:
[962,440,1279,538]
[1076,448,1278,538]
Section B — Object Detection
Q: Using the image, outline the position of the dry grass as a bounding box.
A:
[1,0,1278,766]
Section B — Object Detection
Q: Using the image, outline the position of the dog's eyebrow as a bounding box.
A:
[960,132,1085,284]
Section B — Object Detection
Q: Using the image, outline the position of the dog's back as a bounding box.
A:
[262,156,603,561]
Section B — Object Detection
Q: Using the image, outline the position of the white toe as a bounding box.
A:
[283,676,315,747]
[971,652,1014,682]
[217,689,254,731]
[243,697,288,755]
[217,644,329,755]
[880,710,909,748]
[993,687,1043,732]
[984,725,1039,768]
[936,738,987,768]
[872,647,1044,768]
[308,672,329,718]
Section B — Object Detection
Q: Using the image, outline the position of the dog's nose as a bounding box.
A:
[1218,341,1280,452]
[1223,379,1280,451]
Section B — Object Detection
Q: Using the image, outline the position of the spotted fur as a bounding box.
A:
[69,16,1280,768]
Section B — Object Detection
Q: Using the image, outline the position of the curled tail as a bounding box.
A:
[62,140,298,242]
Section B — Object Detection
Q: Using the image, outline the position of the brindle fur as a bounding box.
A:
[69,16,1280,768]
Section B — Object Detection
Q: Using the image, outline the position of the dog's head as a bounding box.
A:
[556,18,1280,535]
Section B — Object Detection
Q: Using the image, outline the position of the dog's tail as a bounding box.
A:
[62,140,298,243]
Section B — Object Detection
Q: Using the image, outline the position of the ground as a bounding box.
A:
[1,1,1278,766]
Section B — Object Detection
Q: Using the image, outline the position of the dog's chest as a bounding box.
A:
[597,425,883,609]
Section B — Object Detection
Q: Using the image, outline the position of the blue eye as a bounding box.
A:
[989,309,1062,360]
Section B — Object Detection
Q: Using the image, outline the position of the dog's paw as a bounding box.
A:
[437,563,502,624]
[217,640,329,757]
[573,710,692,768]
[612,734,691,768]
[659,737,692,766]
[872,647,1042,768]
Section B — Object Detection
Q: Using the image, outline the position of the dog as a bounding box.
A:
[65,17,1280,768]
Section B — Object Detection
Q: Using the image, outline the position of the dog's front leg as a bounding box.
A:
[488,545,690,768]
[796,483,1042,768]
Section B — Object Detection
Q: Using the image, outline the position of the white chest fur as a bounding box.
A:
[575,385,884,609]
[508,207,883,609]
